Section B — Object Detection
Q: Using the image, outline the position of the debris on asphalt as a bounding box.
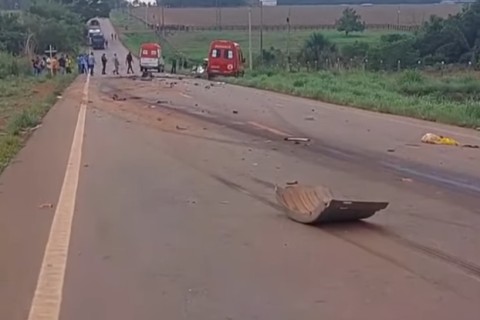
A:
[275,184,389,224]
[421,133,478,148]
[57,95,62,99]
[421,133,459,146]
[284,137,311,142]
[38,203,54,209]
[233,110,238,114]
[253,163,258,166]
[220,201,229,205]
[205,85,211,89]
[387,148,395,153]
[176,125,188,131]
[157,117,162,121]
[401,178,413,183]
[156,100,168,104]
[286,181,298,185]
[194,83,199,86]
[476,127,480,131]
[149,105,156,109]
[304,116,315,121]
[112,94,126,101]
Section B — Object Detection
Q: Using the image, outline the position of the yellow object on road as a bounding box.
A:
[421,133,460,146]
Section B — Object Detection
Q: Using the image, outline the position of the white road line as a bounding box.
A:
[248,121,291,137]
[28,75,90,320]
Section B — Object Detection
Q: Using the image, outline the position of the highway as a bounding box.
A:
[0,18,479,320]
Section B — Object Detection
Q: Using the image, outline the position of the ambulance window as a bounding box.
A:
[211,49,220,58]
[142,50,148,55]
[151,50,157,55]
[224,50,233,59]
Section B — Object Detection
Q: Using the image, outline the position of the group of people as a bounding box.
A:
[32,54,74,76]
[77,51,136,76]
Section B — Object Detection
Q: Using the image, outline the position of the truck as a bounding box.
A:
[91,33,106,50]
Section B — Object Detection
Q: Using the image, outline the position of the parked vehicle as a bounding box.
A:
[91,33,106,50]
[139,42,164,73]
[206,40,245,79]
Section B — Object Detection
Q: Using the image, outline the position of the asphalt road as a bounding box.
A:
[1,19,480,320]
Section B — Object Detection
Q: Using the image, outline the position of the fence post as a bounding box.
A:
[397,60,401,72]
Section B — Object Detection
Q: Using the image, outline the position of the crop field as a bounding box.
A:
[132,4,462,28]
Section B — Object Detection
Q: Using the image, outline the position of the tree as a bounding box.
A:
[300,32,337,69]
[337,7,365,36]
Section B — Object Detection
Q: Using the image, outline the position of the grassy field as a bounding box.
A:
[230,70,480,128]
[112,11,398,63]
[0,73,75,171]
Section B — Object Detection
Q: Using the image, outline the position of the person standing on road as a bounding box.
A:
[101,53,108,75]
[113,53,120,75]
[171,57,177,74]
[88,52,95,76]
[126,52,134,74]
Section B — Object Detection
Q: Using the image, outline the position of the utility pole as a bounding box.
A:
[161,0,165,36]
[286,9,291,71]
[260,0,263,57]
[248,6,252,71]
[145,3,148,29]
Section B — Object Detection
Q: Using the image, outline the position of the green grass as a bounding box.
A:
[229,70,480,128]
[111,10,399,64]
[0,74,76,171]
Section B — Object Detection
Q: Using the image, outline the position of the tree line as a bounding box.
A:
[260,1,480,71]
[277,0,443,5]
[0,0,115,57]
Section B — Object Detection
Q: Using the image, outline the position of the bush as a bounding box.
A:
[0,52,30,78]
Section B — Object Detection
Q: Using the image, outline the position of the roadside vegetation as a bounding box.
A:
[114,1,480,128]
[0,0,114,171]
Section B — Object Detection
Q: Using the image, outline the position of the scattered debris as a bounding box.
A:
[401,178,413,183]
[233,110,238,114]
[205,85,211,89]
[275,184,389,224]
[286,181,298,185]
[285,137,311,142]
[83,164,89,168]
[176,125,187,130]
[252,163,258,166]
[311,109,315,112]
[149,105,156,109]
[304,116,315,121]
[156,100,168,104]
[38,203,54,209]
[463,144,480,149]
[421,133,479,148]
[112,94,126,101]
[57,95,63,99]
[476,127,480,131]
[387,148,395,153]
[220,201,229,205]
[194,83,199,86]
[421,133,459,146]
[195,103,198,107]
[157,117,162,121]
